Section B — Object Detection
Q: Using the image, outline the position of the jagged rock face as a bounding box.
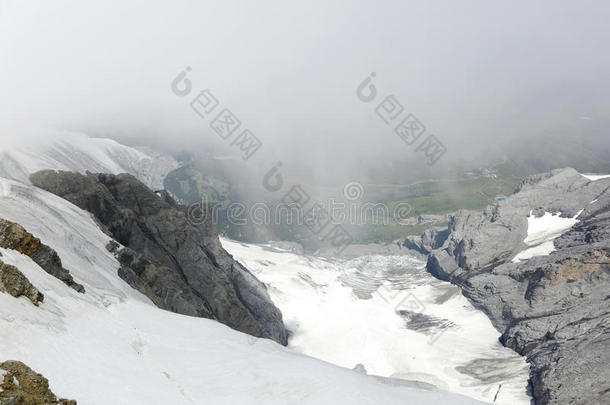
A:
[423,168,610,405]
[0,220,40,256]
[0,361,76,405]
[0,260,44,306]
[30,170,288,345]
[429,168,609,281]
[0,219,84,293]
[402,226,450,255]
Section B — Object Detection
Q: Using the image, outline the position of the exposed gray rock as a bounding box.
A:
[30,170,288,345]
[402,226,450,255]
[429,168,609,282]
[422,168,610,405]
[0,360,76,404]
[456,357,527,385]
[0,260,44,306]
[352,363,367,374]
[396,310,454,333]
[30,245,85,294]
[0,219,84,293]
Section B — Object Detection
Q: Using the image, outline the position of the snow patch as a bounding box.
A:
[512,241,556,262]
[523,211,580,246]
[513,210,581,262]
[581,174,610,181]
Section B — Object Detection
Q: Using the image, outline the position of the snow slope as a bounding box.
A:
[513,210,582,262]
[222,239,531,405]
[0,177,485,405]
[0,131,178,189]
[581,174,610,181]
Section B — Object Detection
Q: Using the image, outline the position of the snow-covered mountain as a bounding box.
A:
[0,176,486,405]
[0,131,178,190]
[0,134,490,404]
[2,133,605,404]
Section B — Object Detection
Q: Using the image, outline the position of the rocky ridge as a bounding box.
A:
[411,168,610,405]
[0,258,44,306]
[0,361,76,405]
[402,226,450,255]
[0,219,84,293]
[30,170,288,345]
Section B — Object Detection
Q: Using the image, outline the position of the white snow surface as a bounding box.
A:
[581,174,610,181]
[513,210,581,262]
[222,239,531,405]
[512,240,557,262]
[0,131,178,190]
[0,177,486,405]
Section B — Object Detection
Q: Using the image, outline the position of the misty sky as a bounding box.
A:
[1,1,609,182]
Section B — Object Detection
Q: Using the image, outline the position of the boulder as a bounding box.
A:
[0,219,84,293]
[0,260,44,306]
[0,360,76,405]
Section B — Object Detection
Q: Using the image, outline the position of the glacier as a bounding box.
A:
[222,239,531,405]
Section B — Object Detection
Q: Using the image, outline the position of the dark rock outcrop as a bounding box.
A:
[0,219,84,293]
[0,259,44,306]
[422,168,610,405]
[402,226,450,255]
[30,170,288,345]
[0,360,76,405]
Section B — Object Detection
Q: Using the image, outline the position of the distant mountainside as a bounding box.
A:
[407,168,610,405]
[0,131,179,190]
[500,134,610,175]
